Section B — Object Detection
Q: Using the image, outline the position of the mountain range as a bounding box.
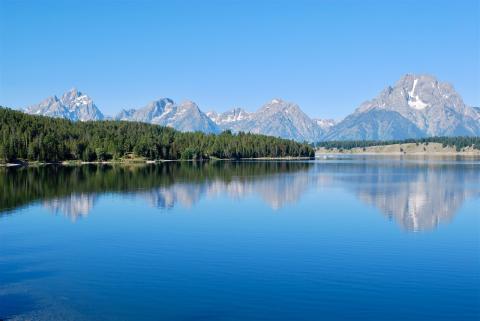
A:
[23,74,480,141]
[206,99,324,141]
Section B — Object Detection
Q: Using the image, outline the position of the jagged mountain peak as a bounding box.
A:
[143,98,174,113]
[206,110,218,119]
[25,88,104,121]
[44,95,60,104]
[270,98,284,104]
[208,98,324,142]
[208,107,252,125]
[116,108,136,121]
[315,119,337,132]
[63,87,81,97]
[358,73,463,113]
[328,74,480,140]
[261,98,296,110]
[263,99,311,119]
[179,100,200,110]
[397,73,438,84]
[60,88,93,106]
[391,74,442,95]
[21,74,478,141]
[115,98,219,134]
[145,97,174,107]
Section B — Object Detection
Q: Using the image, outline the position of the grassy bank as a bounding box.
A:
[316,142,480,155]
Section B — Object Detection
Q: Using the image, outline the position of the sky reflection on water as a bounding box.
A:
[3,158,478,232]
[0,157,479,320]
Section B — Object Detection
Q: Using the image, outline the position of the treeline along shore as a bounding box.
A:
[315,137,480,155]
[0,107,314,164]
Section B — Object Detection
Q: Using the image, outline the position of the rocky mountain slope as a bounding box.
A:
[325,74,480,140]
[206,108,252,127]
[208,99,325,142]
[324,109,425,141]
[115,98,219,133]
[21,74,479,141]
[25,88,104,121]
[314,118,337,133]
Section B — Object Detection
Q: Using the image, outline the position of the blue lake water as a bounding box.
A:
[1,157,479,320]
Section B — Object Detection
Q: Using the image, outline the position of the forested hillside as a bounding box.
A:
[0,107,314,163]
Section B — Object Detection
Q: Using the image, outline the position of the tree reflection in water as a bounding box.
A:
[1,157,479,231]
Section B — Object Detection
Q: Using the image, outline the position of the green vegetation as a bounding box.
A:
[0,161,311,213]
[0,107,314,163]
[315,137,480,152]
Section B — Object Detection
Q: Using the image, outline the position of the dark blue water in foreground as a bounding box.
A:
[1,157,479,320]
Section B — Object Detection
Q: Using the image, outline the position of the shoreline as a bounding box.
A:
[315,142,480,156]
[316,152,480,156]
[0,156,314,168]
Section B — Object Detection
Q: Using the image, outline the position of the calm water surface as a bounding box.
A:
[1,157,479,320]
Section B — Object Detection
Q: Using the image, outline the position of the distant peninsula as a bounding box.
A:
[315,137,480,155]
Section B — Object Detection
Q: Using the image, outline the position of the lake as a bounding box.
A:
[1,157,479,320]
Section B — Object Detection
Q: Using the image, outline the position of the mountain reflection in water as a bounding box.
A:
[1,158,479,231]
[317,158,480,231]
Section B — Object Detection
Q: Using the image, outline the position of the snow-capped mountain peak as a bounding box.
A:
[207,99,325,141]
[114,98,219,134]
[22,74,479,141]
[326,74,480,140]
[270,98,282,104]
[25,88,104,121]
[314,119,337,131]
[208,108,252,125]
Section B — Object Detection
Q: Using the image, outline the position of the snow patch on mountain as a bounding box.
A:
[314,118,337,131]
[407,78,429,110]
[22,74,480,141]
[115,98,219,133]
[25,88,104,121]
[208,99,325,142]
[328,74,480,139]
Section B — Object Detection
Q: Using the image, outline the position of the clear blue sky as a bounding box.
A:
[0,0,478,119]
